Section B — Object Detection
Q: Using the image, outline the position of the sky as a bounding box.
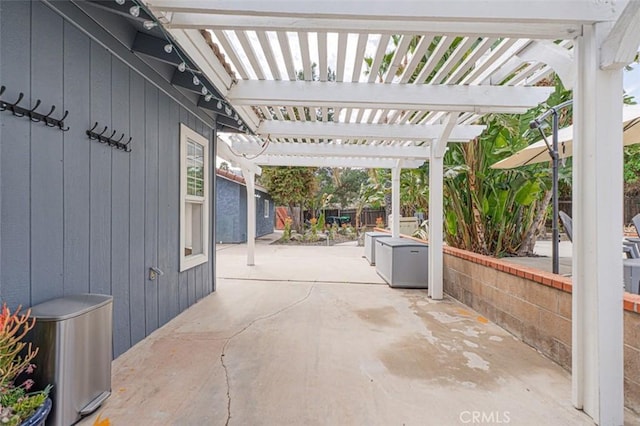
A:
[625,63,640,101]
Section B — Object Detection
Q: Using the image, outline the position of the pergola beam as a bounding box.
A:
[145,0,618,22]
[161,14,581,39]
[516,41,576,89]
[227,81,554,113]
[255,121,485,142]
[216,138,262,175]
[251,156,425,169]
[230,140,433,159]
[434,114,458,157]
[146,0,624,38]
[600,0,640,70]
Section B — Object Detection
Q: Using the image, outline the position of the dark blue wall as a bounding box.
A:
[0,1,216,357]
[216,177,243,243]
[256,189,275,238]
[215,176,274,243]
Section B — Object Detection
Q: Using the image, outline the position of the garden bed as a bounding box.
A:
[271,233,357,246]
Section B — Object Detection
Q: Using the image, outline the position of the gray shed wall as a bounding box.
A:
[0,1,216,357]
[215,177,275,243]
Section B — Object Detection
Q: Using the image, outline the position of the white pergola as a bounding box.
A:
[144,1,640,423]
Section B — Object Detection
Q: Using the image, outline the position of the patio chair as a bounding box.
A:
[559,211,572,242]
[561,211,640,293]
[624,213,640,258]
[560,211,640,258]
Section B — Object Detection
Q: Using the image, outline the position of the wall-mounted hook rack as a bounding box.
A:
[0,85,69,131]
[86,122,132,152]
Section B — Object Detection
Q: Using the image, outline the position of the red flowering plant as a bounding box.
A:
[0,304,50,425]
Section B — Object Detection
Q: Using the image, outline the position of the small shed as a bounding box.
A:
[216,169,274,243]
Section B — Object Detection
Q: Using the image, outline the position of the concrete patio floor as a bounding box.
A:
[79,234,637,425]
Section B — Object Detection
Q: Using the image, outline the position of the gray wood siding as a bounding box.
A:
[0,1,216,358]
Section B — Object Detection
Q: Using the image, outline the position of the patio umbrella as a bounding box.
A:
[491,105,640,169]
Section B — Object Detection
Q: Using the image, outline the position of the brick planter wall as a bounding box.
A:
[442,246,640,414]
[372,229,640,413]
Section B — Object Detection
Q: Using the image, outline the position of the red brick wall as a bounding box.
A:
[442,250,640,414]
[372,228,640,413]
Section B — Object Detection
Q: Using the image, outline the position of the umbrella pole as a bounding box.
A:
[531,99,572,275]
[552,111,559,275]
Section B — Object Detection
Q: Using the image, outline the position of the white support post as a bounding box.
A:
[391,162,402,238]
[428,114,455,300]
[572,23,624,425]
[428,152,444,300]
[244,169,256,266]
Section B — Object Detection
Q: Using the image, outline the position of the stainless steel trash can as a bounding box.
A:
[375,238,429,288]
[29,294,113,426]
[364,232,392,265]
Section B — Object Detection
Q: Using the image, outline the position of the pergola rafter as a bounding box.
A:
[254,121,486,143]
[228,80,554,113]
[247,155,426,169]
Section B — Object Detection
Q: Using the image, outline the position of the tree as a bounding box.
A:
[442,114,549,256]
[313,167,369,210]
[441,76,573,257]
[259,167,317,231]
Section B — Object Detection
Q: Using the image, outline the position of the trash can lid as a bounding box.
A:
[30,294,113,321]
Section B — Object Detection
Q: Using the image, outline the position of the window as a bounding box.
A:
[264,199,270,218]
[180,124,209,271]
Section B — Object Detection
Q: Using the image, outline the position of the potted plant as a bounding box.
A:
[0,304,51,426]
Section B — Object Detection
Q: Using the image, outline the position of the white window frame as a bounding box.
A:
[180,124,209,271]
[264,199,270,218]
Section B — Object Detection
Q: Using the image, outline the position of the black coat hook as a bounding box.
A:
[10,93,25,117]
[28,99,42,122]
[0,86,71,131]
[97,126,109,142]
[57,110,69,131]
[43,105,57,126]
[87,122,99,139]
[106,130,117,145]
[86,123,131,153]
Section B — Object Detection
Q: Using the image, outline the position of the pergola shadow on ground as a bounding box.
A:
[79,237,640,425]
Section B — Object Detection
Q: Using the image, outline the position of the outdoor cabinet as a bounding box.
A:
[364,232,393,265]
[624,259,640,294]
[375,238,429,288]
[29,294,113,426]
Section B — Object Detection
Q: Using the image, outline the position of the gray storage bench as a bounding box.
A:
[364,231,393,265]
[375,237,428,288]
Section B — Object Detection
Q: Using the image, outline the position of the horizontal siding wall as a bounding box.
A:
[0,1,215,357]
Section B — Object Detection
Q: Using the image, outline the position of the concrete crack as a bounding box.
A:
[220,284,315,426]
